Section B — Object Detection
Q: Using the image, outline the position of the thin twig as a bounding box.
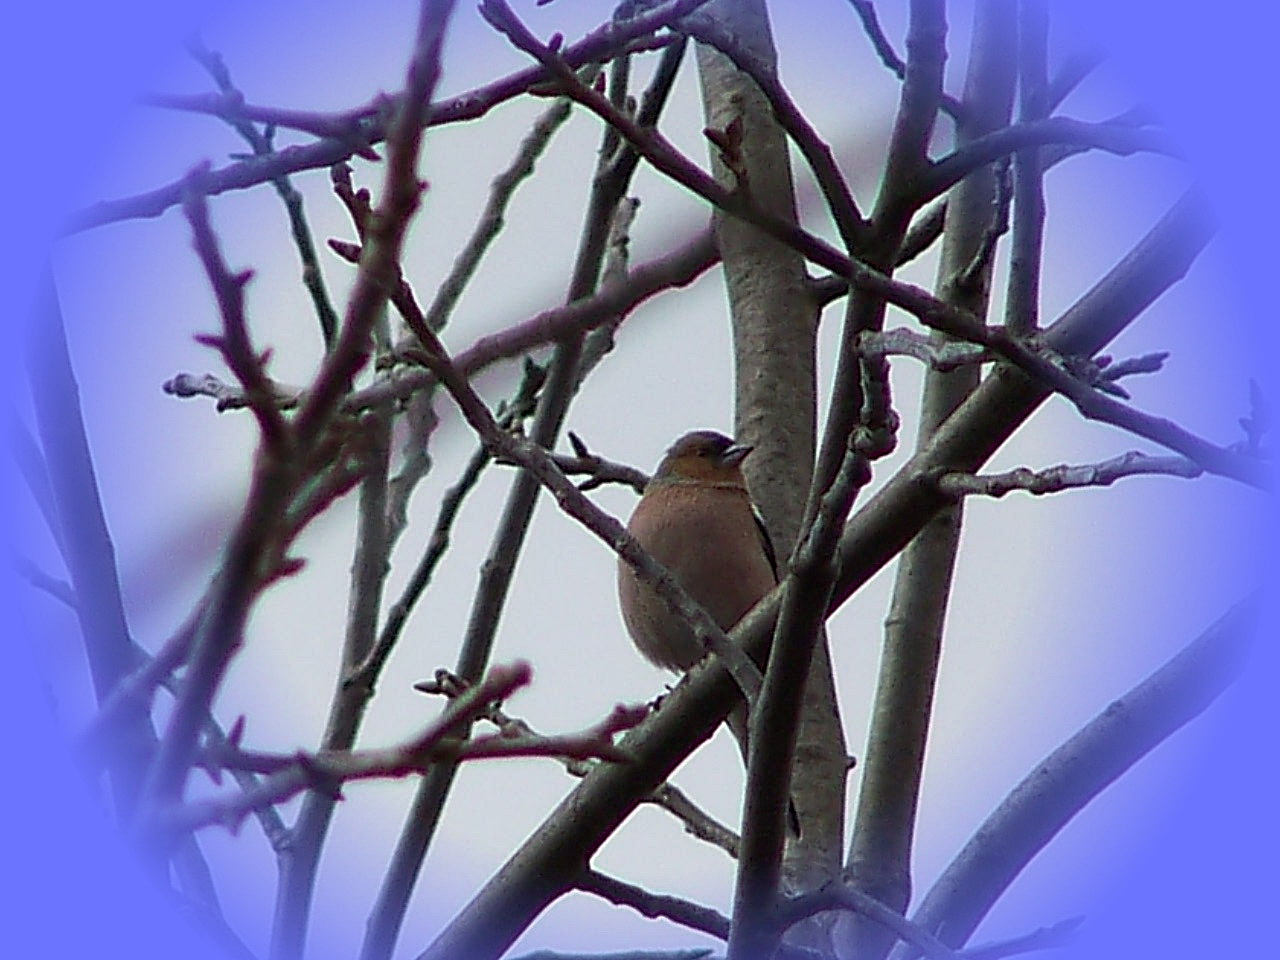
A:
[960,917,1083,960]
[778,884,961,960]
[9,416,66,556]
[182,171,290,452]
[162,371,301,411]
[346,361,547,696]
[576,196,641,383]
[79,601,204,758]
[550,432,650,493]
[168,225,720,418]
[918,117,1176,206]
[454,225,718,375]
[577,869,730,940]
[420,94,577,336]
[69,0,716,233]
[934,451,1203,497]
[169,662,554,834]
[12,554,77,608]
[644,783,740,859]
[401,315,766,708]
[956,156,1012,291]
[186,36,340,348]
[846,1,966,120]
[681,14,866,246]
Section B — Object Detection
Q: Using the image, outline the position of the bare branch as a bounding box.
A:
[182,176,290,451]
[576,195,641,383]
[12,554,77,608]
[845,10,1016,956]
[347,362,546,699]
[960,917,1083,960]
[918,117,1177,207]
[186,36,340,348]
[1004,0,1049,335]
[162,371,302,411]
[419,95,576,337]
[1043,49,1106,112]
[955,156,1012,291]
[139,0,458,875]
[271,10,459,956]
[859,328,990,370]
[778,884,961,960]
[846,1,966,120]
[168,662,543,834]
[1009,345,1268,489]
[417,157,1215,960]
[897,199,947,265]
[170,224,719,420]
[545,432,649,493]
[577,869,730,940]
[644,782,741,859]
[27,275,157,824]
[455,225,719,375]
[731,439,870,959]
[890,595,1258,957]
[69,0,716,232]
[9,416,65,556]
[401,321,766,708]
[828,187,1215,615]
[681,13,866,246]
[78,602,203,759]
[935,451,1203,497]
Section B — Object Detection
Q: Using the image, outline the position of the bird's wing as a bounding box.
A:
[751,505,780,582]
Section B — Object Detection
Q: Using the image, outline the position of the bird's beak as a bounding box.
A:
[721,443,753,466]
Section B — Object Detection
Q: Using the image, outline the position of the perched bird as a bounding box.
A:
[617,429,778,763]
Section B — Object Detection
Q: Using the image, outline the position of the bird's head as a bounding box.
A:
[651,430,753,488]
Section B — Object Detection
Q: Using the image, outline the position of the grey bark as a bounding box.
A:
[694,0,849,907]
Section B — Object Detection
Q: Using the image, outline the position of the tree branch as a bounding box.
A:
[888,595,1258,957]
[779,884,961,960]
[185,36,341,348]
[846,1,966,120]
[411,172,1212,960]
[362,36,695,960]
[918,117,1176,207]
[167,662,617,834]
[681,12,866,246]
[68,0,716,233]
[844,7,1015,957]
[577,869,731,940]
[1003,0,1048,335]
[935,451,1203,497]
[644,782,741,859]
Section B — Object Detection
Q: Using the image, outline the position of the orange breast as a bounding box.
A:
[617,482,776,672]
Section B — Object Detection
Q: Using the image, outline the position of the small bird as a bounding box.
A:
[617,430,778,765]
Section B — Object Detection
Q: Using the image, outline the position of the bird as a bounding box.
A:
[616,429,779,773]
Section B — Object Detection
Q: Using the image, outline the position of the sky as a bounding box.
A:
[1,2,1277,959]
